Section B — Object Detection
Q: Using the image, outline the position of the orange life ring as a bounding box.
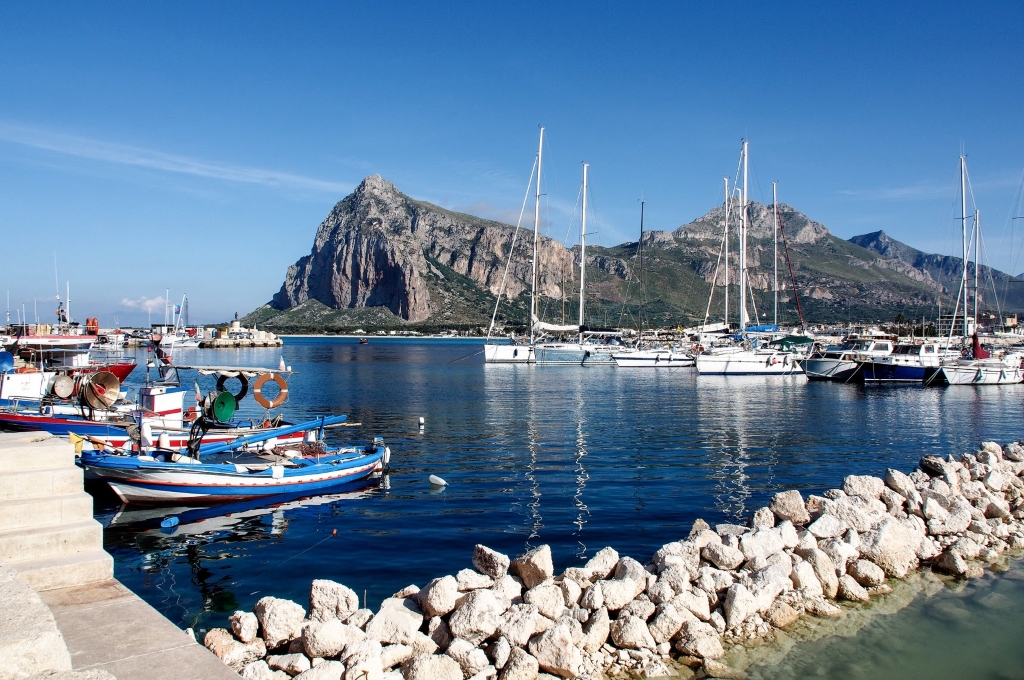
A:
[15,366,38,373]
[252,372,289,409]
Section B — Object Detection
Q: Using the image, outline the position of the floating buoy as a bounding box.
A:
[160,516,179,529]
[429,475,447,487]
[332,528,337,537]
[419,416,425,430]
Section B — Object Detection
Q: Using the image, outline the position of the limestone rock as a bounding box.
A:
[751,507,776,529]
[935,549,969,577]
[402,653,463,680]
[621,596,656,621]
[380,644,414,671]
[427,617,453,651]
[500,647,539,680]
[807,514,847,539]
[231,610,260,643]
[491,575,523,612]
[597,578,644,611]
[310,580,360,623]
[674,620,724,660]
[205,628,268,672]
[722,584,758,628]
[527,623,584,678]
[267,653,312,676]
[294,660,345,680]
[473,545,511,579]
[701,543,744,570]
[819,537,859,575]
[254,596,307,649]
[579,581,603,610]
[671,590,711,621]
[837,575,870,602]
[800,549,839,599]
[365,597,423,645]
[558,578,581,607]
[523,582,566,620]
[448,589,501,645]
[847,559,885,587]
[790,561,823,598]
[739,529,785,562]
[348,609,373,630]
[457,568,496,591]
[242,660,285,680]
[764,601,799,628]
[859,517,923,577]
[610,614,657,650]
[498,604,540,647]
[843,475,885,500]
[647,603,685,644]
[583,547,619,581]
[303,619,365,659]
[769,490,811,525]
[447,638,490,677]
[420,576,460,618]
[613,556,649,583]
[489,636,512,670]
[511,546,554,589]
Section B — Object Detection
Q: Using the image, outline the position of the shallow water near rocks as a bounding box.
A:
[92,338,1024,667]
[742,560,1024,679]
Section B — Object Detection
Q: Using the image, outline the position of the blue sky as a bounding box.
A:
[2,2,1023,326]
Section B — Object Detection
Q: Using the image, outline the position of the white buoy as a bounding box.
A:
[419,416,425,429]
[158,432,169,449]
[429,475,447,486]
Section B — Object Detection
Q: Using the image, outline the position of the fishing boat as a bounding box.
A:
[80,415,389,503]
[854,342,944,383]
[803,335,895,381]
[695,142,806,375]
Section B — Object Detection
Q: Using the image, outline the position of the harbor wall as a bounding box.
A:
[200,438,1024,680]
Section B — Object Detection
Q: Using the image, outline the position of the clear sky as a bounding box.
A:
[2,2,1023,326]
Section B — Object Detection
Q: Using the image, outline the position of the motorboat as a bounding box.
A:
[803,336,895,381]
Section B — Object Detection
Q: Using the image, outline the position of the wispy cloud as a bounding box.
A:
[837,182,953,201]
[119,296,166,313]
[0,122,351,194]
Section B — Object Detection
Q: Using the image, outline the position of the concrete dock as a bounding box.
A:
[0,432,238,680]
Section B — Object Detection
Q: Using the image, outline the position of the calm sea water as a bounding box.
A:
[92,337,1024,672]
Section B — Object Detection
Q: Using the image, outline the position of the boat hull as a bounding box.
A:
[484,343,534,364]
[534,344,622,365]
[82,448,386,503]
[695,351,803,375]
[933,364,1024,385]
[613,351,694,368]
[855,363,929,383]
[802,358,859,381]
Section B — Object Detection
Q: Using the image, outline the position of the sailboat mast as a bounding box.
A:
[530,127,544,345]
[773,181,779,328]
[578,163,589,343]
[960,155,968,343]
[723,177,730,325]
[974,209,980,327]
[638,197,645,336]
[739,139,749,331]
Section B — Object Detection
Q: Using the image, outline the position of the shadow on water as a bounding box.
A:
[97,338,1024,638]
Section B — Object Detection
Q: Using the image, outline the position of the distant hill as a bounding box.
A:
[244,176,1019,332]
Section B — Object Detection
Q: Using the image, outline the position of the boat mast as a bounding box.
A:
[974,209,980,328]
[578,163,589,344]
[739,139,749,332]
[530,127,544,345]
[960,155,968,344]
[638,197,645,337]
[773,181,779,328]
[723,177,730,325]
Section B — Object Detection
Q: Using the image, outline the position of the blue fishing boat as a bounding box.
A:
[80,415,390,504]
[853,342,944,383]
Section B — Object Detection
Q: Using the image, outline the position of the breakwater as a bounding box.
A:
[200,437,1024,680]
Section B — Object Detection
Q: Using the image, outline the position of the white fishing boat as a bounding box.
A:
[695,141,805,376]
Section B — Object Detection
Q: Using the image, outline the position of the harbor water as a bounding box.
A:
[92,337,1024,675]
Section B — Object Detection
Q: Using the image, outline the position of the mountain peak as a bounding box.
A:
[354,174,400,199]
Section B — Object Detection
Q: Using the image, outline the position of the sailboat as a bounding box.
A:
[928,156,1024,385]
[695,140,804,375]
[534,163,631,365]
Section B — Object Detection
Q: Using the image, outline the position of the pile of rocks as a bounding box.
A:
[204,440,1024,680]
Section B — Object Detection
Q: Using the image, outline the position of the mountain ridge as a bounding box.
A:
[246,176,1022,331]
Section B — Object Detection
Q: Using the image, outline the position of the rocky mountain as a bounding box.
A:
[246,176,1021,332]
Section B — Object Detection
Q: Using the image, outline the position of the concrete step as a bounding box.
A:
[0,465,84,502]
[0,433,75,472]
[0,519,104,562]
[14,549,113,592]
[0,491,95,531]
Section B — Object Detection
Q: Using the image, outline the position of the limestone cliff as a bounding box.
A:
[271,175,574,322]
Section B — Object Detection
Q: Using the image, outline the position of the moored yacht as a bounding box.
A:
[803,336,894,381]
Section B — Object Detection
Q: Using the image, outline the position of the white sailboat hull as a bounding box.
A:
[937,362,1024,385]
[695,350,803,375]
[613,350,693,368]
[484,343,534,364]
